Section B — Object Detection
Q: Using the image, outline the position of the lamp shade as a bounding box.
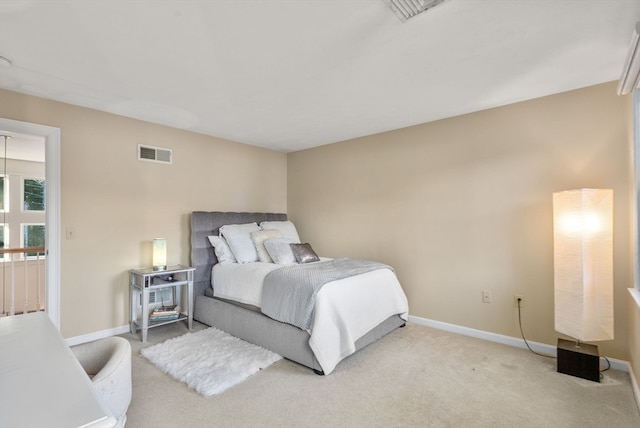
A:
[152,238,167,271]
[553,189,614,342]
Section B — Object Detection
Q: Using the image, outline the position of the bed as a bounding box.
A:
[191,211,408,375]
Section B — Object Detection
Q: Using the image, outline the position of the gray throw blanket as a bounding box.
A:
[261,258,393,330]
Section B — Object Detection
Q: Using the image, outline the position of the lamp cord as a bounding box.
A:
[517,298,556,359]
[517,298,611,378]
[600,356,611,376]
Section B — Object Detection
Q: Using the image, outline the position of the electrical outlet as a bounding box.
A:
[482,290,491,303]
[514,295,525,308]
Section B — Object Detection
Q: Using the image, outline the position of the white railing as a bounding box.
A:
[0,246,46,317]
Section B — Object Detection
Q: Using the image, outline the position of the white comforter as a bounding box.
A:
[212,262,281,307]
[212,261,409,374]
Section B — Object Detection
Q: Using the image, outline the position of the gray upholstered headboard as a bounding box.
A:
[190,211,287,299]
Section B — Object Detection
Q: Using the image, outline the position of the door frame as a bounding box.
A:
[633,90,639,291]
[0,118,60,328]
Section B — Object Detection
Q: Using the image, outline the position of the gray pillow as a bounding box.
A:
[264,238,297,264]
[290,243,320,264]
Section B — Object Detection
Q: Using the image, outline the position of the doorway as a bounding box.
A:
[0,118,60,328]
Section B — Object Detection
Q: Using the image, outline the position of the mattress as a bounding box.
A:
[212,258,332,307]
[212,262,281,307]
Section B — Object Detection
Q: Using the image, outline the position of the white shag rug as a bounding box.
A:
[141,327,282,396]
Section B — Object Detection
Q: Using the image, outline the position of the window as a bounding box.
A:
[0,172,44,260]
[22,223,45,257]
[23,178,45,212]
[0,224,5,260]
[0,175,8,212]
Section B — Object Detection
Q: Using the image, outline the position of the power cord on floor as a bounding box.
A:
[599,356,611,379]
[516,297,611,378]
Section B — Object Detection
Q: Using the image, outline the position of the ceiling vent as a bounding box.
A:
[383,0,449,22]
[138,144,172,164]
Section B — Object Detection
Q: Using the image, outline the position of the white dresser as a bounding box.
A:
[0,312,117,428]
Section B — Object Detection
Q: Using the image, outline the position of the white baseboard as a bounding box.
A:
[65,324,131,347]
[408,315,629,373]
[630,364,640,413]
[66,316,631,376]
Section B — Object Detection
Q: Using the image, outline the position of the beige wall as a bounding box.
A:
[0,83,634,362]
[0,89,287,338]
[288,82,632,360]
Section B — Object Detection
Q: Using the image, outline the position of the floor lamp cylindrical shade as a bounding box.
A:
[553,189,614,342]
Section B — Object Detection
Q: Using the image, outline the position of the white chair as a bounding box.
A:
[71,337,132,428]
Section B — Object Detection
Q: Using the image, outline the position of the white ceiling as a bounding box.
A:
[0,0,638,153]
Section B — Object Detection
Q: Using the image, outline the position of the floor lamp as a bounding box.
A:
[553,189,614,382]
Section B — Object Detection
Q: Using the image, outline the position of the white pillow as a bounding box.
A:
[250,229,283,263]
[219,222,261,263]
[259,220,301,243]
[207,235,236,264]
[264,238,297,265]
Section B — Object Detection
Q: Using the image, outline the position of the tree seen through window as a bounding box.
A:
[24,224,45,257]
[0,176,4,211]
[24,178,45,211]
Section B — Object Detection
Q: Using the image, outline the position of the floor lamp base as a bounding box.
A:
[557,338,600,382]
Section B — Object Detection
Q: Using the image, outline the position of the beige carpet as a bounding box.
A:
[123,321,640,428]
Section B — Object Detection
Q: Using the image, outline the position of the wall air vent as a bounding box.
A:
[383,0,450,22]
[138,144,172,164]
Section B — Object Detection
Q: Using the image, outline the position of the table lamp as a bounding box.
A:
[152,238,167,271]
